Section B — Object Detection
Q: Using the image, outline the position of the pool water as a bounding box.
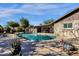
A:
[18,34,56,41]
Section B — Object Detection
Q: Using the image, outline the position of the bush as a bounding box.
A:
[11,40,21,55]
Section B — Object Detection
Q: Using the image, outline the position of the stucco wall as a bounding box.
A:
[54,10,79,39]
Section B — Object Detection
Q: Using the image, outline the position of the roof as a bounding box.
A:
[35,7,79,27]
[34,22,53,27]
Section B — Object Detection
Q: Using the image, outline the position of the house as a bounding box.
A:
[34,7,79,39]
[34,23,54,33]
[54,7,79,39]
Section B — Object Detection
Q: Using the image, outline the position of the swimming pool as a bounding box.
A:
[18,34,56,41]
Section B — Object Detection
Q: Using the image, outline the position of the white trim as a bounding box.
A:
[63,26,74,29]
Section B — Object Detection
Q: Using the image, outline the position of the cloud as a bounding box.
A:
[0,3,78,19]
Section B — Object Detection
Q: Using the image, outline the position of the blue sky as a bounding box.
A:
[0,3,79,26]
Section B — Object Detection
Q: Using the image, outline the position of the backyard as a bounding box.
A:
[0,3,79,56]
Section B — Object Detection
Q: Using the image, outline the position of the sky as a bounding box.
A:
[0,3,79,26]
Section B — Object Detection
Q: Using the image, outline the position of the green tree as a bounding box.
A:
[0,25,4,33]
[39,23,42,25]
[8,21,19,28]
[7,21,19,33]
[44,19,54,24]
[20,18,29,33]
[3,25,11,33]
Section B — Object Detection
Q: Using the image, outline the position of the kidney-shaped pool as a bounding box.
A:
[18,34,56,41]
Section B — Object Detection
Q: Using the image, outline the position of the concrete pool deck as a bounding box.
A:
[0,33,79,56]
[0,36,62,56]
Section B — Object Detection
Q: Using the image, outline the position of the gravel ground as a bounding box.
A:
[0,37,79,56]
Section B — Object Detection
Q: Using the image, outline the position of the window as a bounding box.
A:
[64,23,72,28]
[64,24,67,28]
[68,23,72,28]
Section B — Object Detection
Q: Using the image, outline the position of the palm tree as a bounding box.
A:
[20,17,29,33]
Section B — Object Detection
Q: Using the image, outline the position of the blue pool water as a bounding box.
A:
[18,34,56,41]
